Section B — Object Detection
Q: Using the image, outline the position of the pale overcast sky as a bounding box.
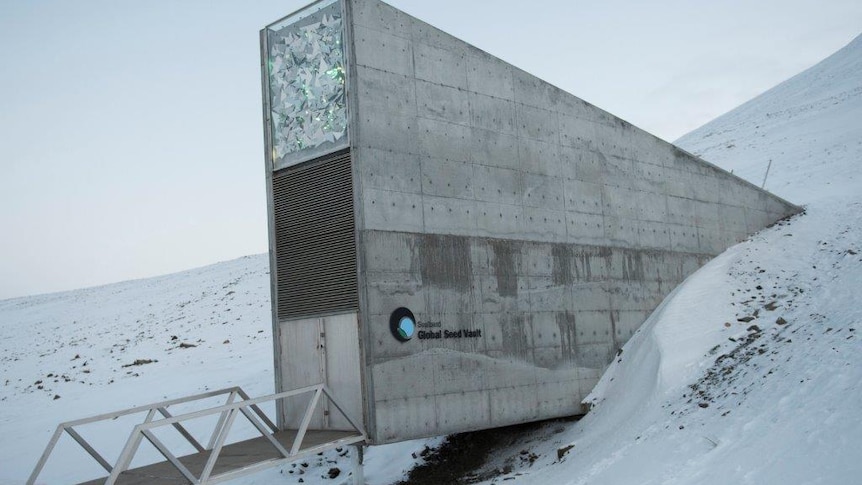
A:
[1,0,860,300]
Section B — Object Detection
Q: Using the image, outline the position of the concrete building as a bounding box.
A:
[260,0,800,444]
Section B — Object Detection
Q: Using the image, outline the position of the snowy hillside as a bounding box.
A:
[0,256,275,483]
[0,259,434,484]
[2,32,861,485]
[675,33,862,202]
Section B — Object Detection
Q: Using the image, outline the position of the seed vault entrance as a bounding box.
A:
[261,0,801,445]
[261,0,363,435]
[266,148,363,431]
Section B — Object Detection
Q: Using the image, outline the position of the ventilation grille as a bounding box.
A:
[273,149,357,320]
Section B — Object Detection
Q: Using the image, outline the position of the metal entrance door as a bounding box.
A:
[279,313,363,431]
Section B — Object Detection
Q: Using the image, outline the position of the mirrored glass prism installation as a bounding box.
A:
[266,0,347,168]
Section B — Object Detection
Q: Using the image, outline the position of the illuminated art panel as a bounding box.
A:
[266,0,347,168]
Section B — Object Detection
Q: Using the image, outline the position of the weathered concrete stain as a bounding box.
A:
[500,312,530,360]
[418,233,472,291]
[556,311,577,360]
[572,247,600,282]
[622,252,645,281]
[489,239,520,297]
[552,245,572,285]
[609,310,620,348]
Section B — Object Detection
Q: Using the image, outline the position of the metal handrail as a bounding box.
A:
[28,387,245,485]
[28,384,366,485]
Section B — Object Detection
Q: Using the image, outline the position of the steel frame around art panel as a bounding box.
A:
[263,0,351,171]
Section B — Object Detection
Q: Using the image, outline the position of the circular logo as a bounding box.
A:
[389,307,416,342]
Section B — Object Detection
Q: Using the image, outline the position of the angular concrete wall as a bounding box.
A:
[342,0,800,444]
[263,0,801,444]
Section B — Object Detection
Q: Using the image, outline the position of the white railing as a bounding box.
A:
[28,384,366,485]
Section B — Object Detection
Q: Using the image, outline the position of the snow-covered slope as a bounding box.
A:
[675,33,862,204]
[2,32,861,485]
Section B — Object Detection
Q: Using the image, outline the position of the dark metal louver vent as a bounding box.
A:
[273,149,357,320]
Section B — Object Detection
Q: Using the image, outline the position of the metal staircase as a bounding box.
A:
[28,384,366,484]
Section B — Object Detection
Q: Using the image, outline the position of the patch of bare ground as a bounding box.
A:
[397,417,579,485]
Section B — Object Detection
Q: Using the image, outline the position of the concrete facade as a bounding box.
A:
[262,0,801,445]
